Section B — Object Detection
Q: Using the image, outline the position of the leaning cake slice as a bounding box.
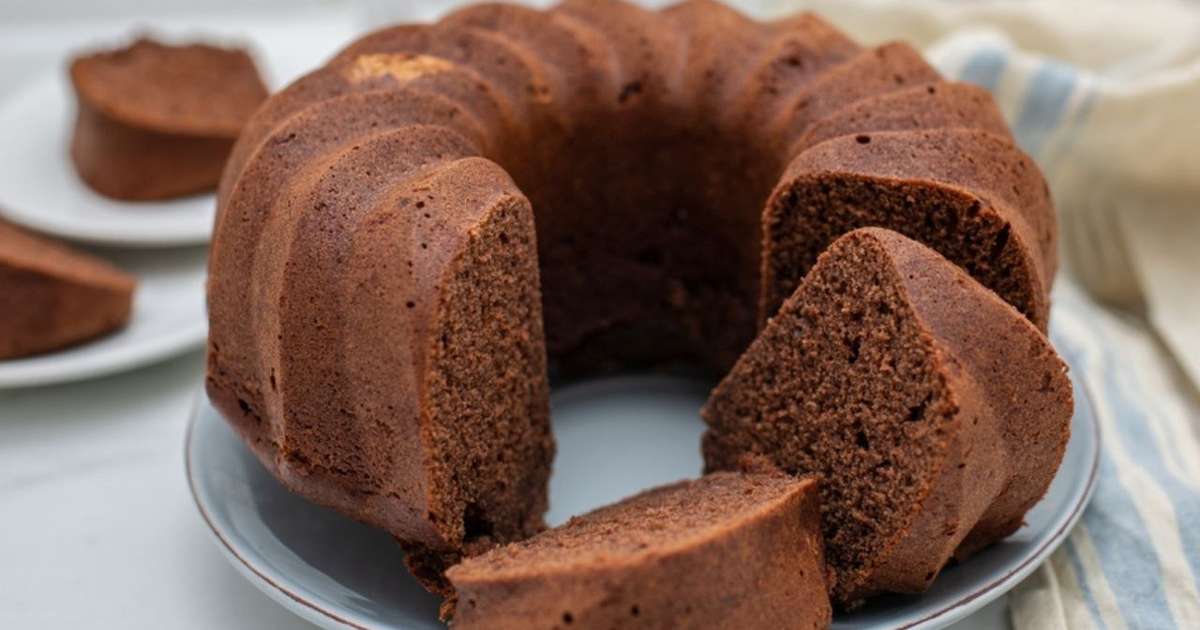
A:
[704,227,1072,606]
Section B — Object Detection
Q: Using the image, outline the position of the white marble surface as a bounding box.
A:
[0,352,308,628]
[0,2,1009,627]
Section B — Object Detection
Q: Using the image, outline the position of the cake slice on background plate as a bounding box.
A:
[0,218,136,359]
[704,227,1072,607]
[69,38,268,200]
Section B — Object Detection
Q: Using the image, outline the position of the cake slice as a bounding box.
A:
[704,228,1072,606]
[69,38,268,200]
[447,472,830,629]
[0,219,136,359]
[761,128,1054,330]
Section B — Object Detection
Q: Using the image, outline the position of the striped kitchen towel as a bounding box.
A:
[1030,284,1200,630]
[761,0,1200,627]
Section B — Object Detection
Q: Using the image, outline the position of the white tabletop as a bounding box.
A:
[0,352,307,629]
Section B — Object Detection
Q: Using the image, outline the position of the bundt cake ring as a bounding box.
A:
[205,0,1065,617]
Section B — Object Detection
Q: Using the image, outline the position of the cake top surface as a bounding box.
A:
[447,472,815,582]
[70,37,268,137]
[0,218,136,289]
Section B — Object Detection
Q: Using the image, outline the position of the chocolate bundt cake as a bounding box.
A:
[206,0,1062,601]
[70,38,268,200]
[703,228,1073,606]
[447,472,830,629]
[0,218,136,359]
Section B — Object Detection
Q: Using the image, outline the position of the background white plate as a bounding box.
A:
[0,246,207,388]
[0,74,218,247]
[0,10,365,248]
[186,356,1100,630]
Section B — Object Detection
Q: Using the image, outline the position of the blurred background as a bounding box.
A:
[1,1,1197,629]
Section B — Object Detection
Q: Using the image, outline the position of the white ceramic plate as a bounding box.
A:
[0,246,207,388]
[0,74,218,247]
[0,10,366,248]
[186,343,1100,630]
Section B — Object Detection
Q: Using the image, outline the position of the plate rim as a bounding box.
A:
[0,320,206,389]
[185,390,372,630]
[0,72,216,249]
[185,377,1101,630]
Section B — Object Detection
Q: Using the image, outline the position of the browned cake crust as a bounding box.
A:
[205,0,1063,601]
[447,472,831,629]
[703,228,1072,606]
[768,41,942,148]
[0,219,136,359]
[69,38,268,200]
[795,81,1011,152]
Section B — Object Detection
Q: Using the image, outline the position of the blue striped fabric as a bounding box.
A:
[958,46,1008,94]
[1040,287,1200,629]
[962,44,1200,627]
[1011,61,1078,156]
